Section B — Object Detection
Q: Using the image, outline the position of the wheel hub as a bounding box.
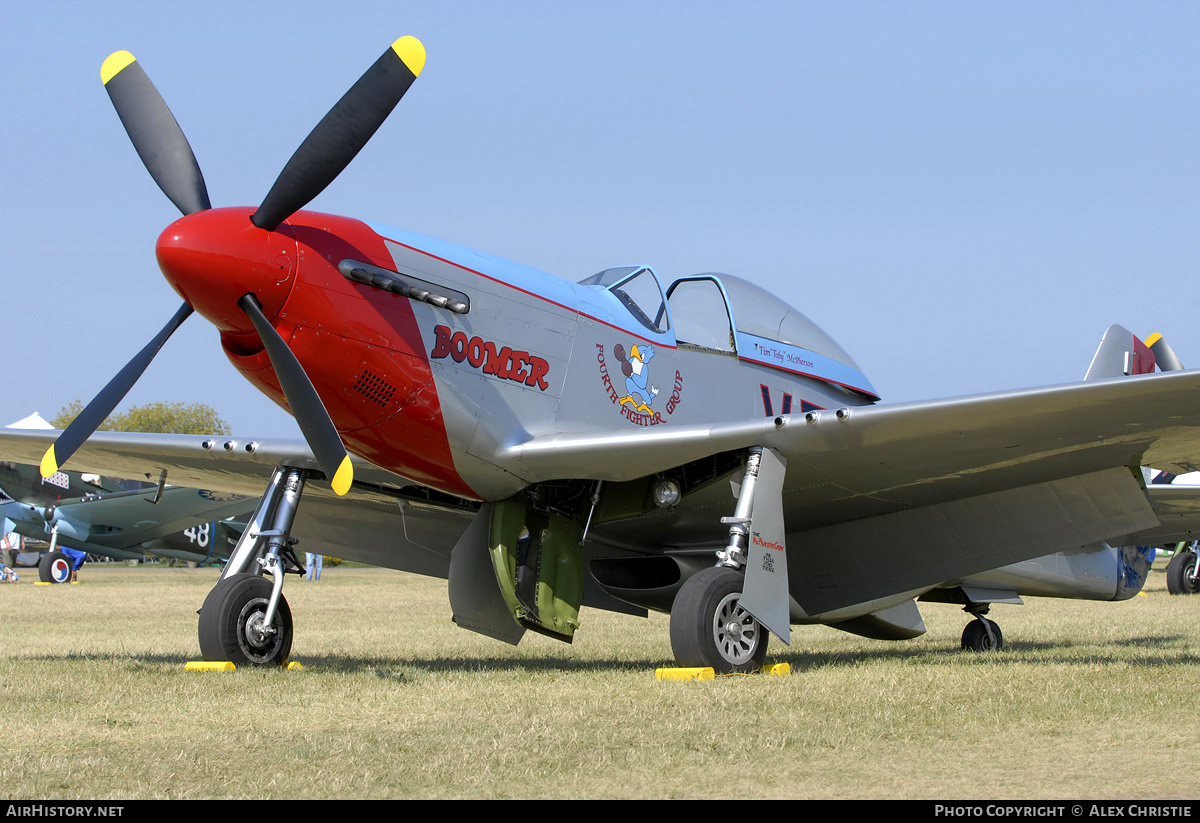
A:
[713,592,760,665]
[237,598,282,662]
[244,611,274,647]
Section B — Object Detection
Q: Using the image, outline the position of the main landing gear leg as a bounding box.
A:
[669,448,773,673]
[961,603,1004,651]
[198,467,308,666]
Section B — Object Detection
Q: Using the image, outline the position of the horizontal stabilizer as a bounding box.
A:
[1146,332,1186,372]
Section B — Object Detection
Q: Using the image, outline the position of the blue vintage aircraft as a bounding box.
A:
[2,36,1198,670]
[0,459,249,581]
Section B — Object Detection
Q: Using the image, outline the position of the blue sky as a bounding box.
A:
[2,2,1198,437]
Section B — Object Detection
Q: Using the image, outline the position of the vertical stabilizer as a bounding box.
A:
[1084,325,1155,380]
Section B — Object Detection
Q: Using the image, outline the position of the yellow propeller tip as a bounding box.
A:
[101,50,137,85]
[1145,332,1163,347]
[331,456,353,496]
[391,36,425,77]
[39,446,58,479]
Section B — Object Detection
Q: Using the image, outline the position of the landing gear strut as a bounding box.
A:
[38,523,72,584]
[669,448,781,673]
[961,603,1004,652]
[197,466,307,666]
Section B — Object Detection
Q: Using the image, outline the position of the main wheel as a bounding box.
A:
[198,573,292,666]
[670,566,769,673]
[38,551,72,584]
[1167,551,1200,595]
[961,618,1003,651]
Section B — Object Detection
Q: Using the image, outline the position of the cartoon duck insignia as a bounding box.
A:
[613,342,658,413]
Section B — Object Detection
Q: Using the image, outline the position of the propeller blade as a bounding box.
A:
[41,302,193,478]
[252,36,425,231]
[238,295,353,495]
[1146,333,1185,372]
[101,51,211,216]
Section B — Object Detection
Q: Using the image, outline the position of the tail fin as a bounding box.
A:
[1084,324,1156,380]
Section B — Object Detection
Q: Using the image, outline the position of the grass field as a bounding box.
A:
[1,560,1198,799]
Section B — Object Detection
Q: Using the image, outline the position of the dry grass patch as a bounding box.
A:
[1,562,1198,798]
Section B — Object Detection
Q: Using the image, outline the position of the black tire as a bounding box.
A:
[198,573,292,666]
[38,551,72,584]
[961,618,1003,651]
[669,566,769,673]
[1167,551,1200,595]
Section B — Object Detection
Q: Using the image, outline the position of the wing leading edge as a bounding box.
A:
[0,430,417,500]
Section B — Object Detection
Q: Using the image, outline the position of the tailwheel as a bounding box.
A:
[198,573,293,666]
[1166,550,1200,595]
[961,617,1003,651]
[670,566,768,673]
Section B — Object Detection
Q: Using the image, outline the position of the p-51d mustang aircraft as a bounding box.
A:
[4,35,1200,671]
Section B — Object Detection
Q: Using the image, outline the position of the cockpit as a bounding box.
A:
[578,266,878,400]
[577,266,670,335]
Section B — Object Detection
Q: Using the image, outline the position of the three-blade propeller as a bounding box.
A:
[41,37,427,495]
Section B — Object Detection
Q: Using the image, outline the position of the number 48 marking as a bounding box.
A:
[183,522,211,548]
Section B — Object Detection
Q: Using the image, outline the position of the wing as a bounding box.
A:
[512,369,1200,614]
[0,429,484,574]
[0,430,418,499]
[33,486,250,548]
[511,370,1200,509]
[1139,484,1200,544]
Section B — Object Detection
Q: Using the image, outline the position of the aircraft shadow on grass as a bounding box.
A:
[15,633,1200,677]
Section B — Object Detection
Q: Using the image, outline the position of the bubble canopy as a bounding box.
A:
[676,273,878,400]
[709,275,860,367]
[580,266,877,400]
